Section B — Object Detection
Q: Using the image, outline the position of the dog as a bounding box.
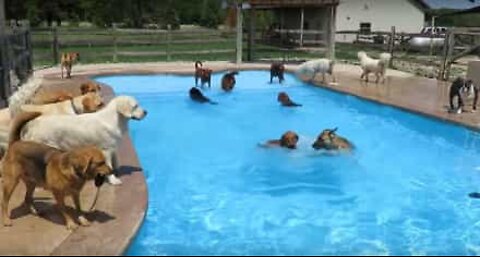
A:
[260,131,299,149]
[221,71,239,92]
[32,90,74,105]
[297,59,336,84]
[449,77,474,113]
[278,92,302,107]
[357,51,391,83]
[312,128,354,151]
[9,77,45,118]
[20,96,147,186]
[21,92,104,115]
[270,62,285,84]
[61,52,80,79]
[2,112,112,230]
[80,81,102,95]
[194,61,212,88]
[34,82,102,106]
[189,87,217,104]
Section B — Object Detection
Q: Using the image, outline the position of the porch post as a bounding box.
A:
[300,8,305,47]
[236,1,243,64]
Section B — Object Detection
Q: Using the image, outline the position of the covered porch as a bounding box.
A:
[247,0,339,60]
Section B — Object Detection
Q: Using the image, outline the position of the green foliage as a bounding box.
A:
[8,0,226,29]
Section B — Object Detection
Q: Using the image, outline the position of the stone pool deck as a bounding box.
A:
[0,61,478,256]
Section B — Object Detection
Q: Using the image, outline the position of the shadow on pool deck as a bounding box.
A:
[0,61,478,255]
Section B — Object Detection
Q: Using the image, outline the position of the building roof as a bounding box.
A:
[418,0,480,10]
[248,0,339,9]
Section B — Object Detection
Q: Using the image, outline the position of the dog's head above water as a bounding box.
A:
[312,128,338,150]
[280,131,299,149]
[113,96,148,120]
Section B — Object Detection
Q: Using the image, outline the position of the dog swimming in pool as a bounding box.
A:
[189,87,217,105]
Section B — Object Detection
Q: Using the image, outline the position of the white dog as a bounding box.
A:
[8,76,44,118]
[357,51,391,83]
[297,58,336,84]
[20,96,147,185]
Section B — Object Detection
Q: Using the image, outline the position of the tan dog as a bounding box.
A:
[33,82,101,106]
[261,131,299,149]
[21,92,104,115]
[278,92,302,107]
[195,61,213,88]
[33,90,74,105]
[2,112,112,230]
[312,128,354,151]
[80,82,101,95]
[61,52,80,79]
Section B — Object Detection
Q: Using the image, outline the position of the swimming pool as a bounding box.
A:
[97,71,480,255]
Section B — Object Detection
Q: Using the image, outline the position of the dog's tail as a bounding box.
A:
[195,61,203,69]
[8,112,41,147]
[379,53,392,70]
[8,76,43,118]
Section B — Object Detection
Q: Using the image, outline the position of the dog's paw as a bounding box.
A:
[3,218,12,227]
[107,175,123,186]
[29,206,39,216]
[78,216,91,227]
[66,222,78,231]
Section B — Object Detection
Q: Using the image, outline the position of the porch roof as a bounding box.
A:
[248,0,339,9]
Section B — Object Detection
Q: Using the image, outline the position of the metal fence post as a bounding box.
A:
[388,26,396,68]
[112,24,118,62]
[167,24,171,61]
[52,27,59,65]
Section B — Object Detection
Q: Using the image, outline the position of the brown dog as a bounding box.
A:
[261,131,299,149]
[195,61,212,88]
[312,128,354,151]
[80,81,102,95]
[2,112,112,230]
[270,62,285,84]
[33,81,101,105]
[61,52,80,79]
[221,71,238,92]
[33,90,74,105]
[278,92,302,107]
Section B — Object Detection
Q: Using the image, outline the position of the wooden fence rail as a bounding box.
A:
[32,28,237,65]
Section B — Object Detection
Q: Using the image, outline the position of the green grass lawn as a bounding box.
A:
[31,28,442,69]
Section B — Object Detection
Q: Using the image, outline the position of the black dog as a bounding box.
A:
[449,77,473,113]
[270,62,285,84]
[189,87,217,105]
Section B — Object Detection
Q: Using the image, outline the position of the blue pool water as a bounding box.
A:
[97,71,480,255]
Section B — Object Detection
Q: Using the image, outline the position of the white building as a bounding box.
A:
[335,0,428,42]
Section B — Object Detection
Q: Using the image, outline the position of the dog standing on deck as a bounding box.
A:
[297,58,336,84]
[61,52,80,79]
[20,96,147,185]
[194,61,212,88]
[449,77,474,113]
[2,112,112,230]
[357,51,391,83]
[270,62,285,84]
